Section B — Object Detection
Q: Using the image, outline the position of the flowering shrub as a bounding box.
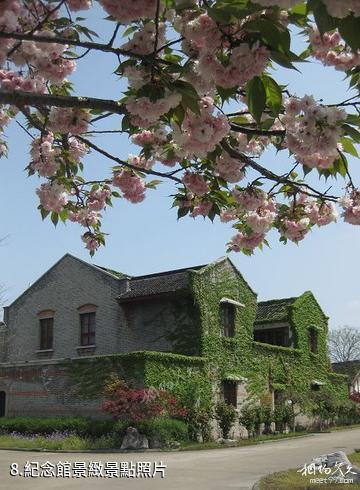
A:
[350,392,360,404]
[1,1,360,254]
[101,377,188,423]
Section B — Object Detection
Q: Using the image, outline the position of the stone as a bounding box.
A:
[120,427,149,450]
[216,438,237,446]
[310,451,360,484]
[148,435,163,449]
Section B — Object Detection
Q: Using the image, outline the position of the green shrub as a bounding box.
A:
[0,417,114,438]
[136,417,189,447]
[186,406,213,442]
[215,402,237,439]
[239,403,260,438]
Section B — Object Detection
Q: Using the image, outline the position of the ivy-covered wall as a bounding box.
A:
[189,259,348,404]
[64,350,210,403]
[64,258,349,413]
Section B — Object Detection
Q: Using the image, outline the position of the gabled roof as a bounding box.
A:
[255,297,297,324]
[94,265,129,279]
[6,254,128,308]
[332,360,360,382]
[118,264,205,301]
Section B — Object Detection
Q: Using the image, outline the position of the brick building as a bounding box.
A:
[0,254,347,424]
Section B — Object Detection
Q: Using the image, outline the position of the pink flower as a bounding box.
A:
[232,189,267,211]
[99,0,163,24]
[214,154,245,183]
[36,182,68,213]
[182,172,209,196]
[229,231,265,252]
[112,169,146,203]
[190,201,212,218]
[339,190,360,225]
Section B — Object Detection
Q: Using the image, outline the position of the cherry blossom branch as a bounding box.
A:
[75,135,183,183]
[0,90,126,116]
[222,141,340,201]
[0,31,175,65]
[230,124,285,137]
[7,0,67,57]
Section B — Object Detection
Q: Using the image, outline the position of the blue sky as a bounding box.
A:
[1,6,360,329]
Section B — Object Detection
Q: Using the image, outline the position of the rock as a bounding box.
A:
[120,427,149,450]
[216,438,237,446]
[148,435,163,449]
[310,451,360,484]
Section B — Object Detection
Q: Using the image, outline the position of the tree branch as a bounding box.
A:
[76,135,183,183]
[0,90,126,116]
[0,31,174,65]
[230,124,285,137]
[222,141,339,201]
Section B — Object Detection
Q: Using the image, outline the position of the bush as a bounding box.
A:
[261,406,274,435]
[0,417,114,438]
[136,417,189,447]
[186,406,213,442]
[215,401,237,439]
[102,377,188,423]
[239,403,257,438]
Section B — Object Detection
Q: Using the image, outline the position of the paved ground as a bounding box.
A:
[0,429,359,490]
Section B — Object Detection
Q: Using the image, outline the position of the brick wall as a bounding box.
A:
[0,360,103,418]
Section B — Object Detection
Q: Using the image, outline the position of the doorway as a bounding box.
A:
[0,391,6,417]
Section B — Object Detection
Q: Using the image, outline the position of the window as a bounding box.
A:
[80,312,96,346]
[221,303,236,337]
[39,318,53,350]
[254,326,289,347]
[222,380,237,407]
[308,327,318,353]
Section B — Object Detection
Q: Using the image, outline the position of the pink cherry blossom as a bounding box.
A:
[282,95,346,170]
[214,154,245,183]
[48,108,91,134]
[172,97,230,157]
[182,172,209,196]
[232,188,267,211]
[190,201,212,218]
[281,217,310,243]
[36,182,69,213]
[229,231,265,252]
[99,0,164,24]
[220,208,238,223]
[339,190,360,225]
[112,169,146,203]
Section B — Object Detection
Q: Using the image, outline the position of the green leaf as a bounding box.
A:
[312,0,337,35]
[246,76,266,123]
[340,137,359,157]
[172,80,200,114]
[51,212,59,227]
[270,51,298,70]
[342,123,360,143]
[177,206,190,219]
[338,15,360,51]
[40,208,50,221]
[121,115,130,132]
[245,19,289,53]
[262,75,283,116]
[146,180,162,189]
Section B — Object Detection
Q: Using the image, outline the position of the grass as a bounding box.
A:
[1,424,360,453]
[0,433,118,451]
[180,431,311,451]
[259,451,360,489]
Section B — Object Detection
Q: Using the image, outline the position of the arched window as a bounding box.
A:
[77,304,97,346]
[308,327,318,353]
[37,310,55,350]
[220,302,236,337]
